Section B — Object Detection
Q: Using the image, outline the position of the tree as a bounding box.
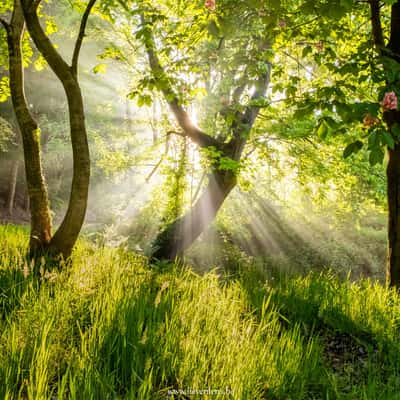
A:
[115,0,277,260]
[1,0,97,259]
[21,0,97,258]
[1,0,52,252]
[257,0,400,286]
[368,0,400,287]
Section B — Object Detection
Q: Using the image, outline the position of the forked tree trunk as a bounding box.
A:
[5,2,52,253]
[152,169,236,260]
[6,160,19,216]
[22,0,94,259]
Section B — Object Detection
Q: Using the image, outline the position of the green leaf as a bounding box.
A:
[343,140,363,158]
[93,64,107,74]
[368,131,378,149]
[137,94,152,107]
[317,120,328,139]
[302,46,312,58]
[382,130,395,150]
[369,148,384,166]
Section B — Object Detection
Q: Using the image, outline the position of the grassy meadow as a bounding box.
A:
[1,225,400,399]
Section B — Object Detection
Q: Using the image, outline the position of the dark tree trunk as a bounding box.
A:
[384,1,400,286]
[4,1,52,253]
[152,169,236,260]
[6,159,19,216]
[386,146,400,286]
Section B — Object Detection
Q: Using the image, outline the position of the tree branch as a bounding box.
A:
[140,16,221,149]
[71,0,97,76]
[166,129,219,148]
[21,0,71,81]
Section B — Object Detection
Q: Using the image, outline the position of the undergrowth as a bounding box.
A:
[0,225,398,399]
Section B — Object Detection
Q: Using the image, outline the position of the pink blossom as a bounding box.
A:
[205,0,216,11]
[382,91,398,112]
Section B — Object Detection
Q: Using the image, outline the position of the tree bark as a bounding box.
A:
[6,159,19,216]
[386,145,400,286]
[382,1,400,286]
[22,0,95,258]
[3,1,52,253]
[152,169,237,260]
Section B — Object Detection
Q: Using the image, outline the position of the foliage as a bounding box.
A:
[0,115,15,152]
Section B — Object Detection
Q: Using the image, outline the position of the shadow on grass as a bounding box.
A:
[0,252,69,321]
[69,267,183,399]
[237,267,400,399]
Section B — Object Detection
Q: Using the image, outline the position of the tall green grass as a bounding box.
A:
[0,224,399,399]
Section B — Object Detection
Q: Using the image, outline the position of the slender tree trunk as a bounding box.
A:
[6,160,19,216]
[152,169,236,260]
[4,2,52,253]
[22,0,95,259]
[47,81,90,258]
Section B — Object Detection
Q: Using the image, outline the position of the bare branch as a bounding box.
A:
[71,0,97,76]
[192,171,206,205]
[166,129,219,148]
[146,135,170,182]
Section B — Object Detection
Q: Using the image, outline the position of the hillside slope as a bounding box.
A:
[0,225,399,399]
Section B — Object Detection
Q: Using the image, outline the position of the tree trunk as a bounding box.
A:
[22,0,93,259]
[6,160,19,216]
[152,169,236,260]
[47,81,90,258]
[5,2,52,254]
[386,146,400,287]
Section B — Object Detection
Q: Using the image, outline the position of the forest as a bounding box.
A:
[1,0,400,398]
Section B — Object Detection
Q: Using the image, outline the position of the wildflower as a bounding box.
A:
[382,91,398,112]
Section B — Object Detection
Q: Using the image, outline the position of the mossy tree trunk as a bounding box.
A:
[2,1,52,253]
[153,169,237,260]
[21,0,96,259]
